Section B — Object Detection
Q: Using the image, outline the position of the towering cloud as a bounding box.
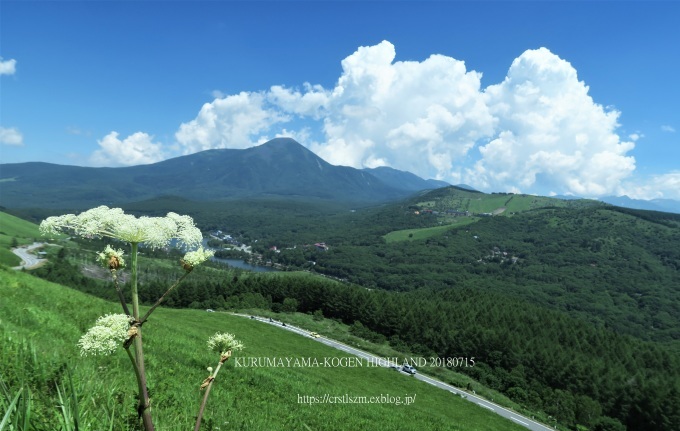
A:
[471,48,636,196]
[310,41,495,179]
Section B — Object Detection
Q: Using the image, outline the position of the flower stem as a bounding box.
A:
[112,272,131,316]
[130,243,140,319]
[125,347,144,399]
[139,271,191,324]
[194,353,230,431]
[133,332,154,430]
[129,242,154,431]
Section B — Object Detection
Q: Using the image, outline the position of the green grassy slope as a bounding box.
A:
[1,267,527,431]
[0,211,45,265]
[412,187,602,214]
[0,211,42,242]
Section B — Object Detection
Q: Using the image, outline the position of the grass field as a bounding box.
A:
[0,211,46,266]
[384,219,478,243]
[0,211,43,244]
[1,266,528,431]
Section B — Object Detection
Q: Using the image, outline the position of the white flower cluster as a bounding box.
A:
[207,332,245,354]
[182,247,214,268]
[78,314,132,356]
[97,245,126,269]
[40,206,203,249]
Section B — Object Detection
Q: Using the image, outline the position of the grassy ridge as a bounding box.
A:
[414,188,601,214]
[0,211,45,266]
[384,188,604,243]
[1,267,526,431]
[0,211,42,242]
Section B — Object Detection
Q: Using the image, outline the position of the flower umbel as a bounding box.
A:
[98,245,126,270]
[181,247,214,272]
[40,206,203,249]
[78,314,132,356]
[207,332,244,354]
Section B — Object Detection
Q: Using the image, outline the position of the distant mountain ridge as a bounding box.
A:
[362,166,450,191]
[0,138,447,209]
[599,195,680,214]
[553,194,680,215]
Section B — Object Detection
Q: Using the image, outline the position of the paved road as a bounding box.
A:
[12,242,46,269]
[233,313,555,431]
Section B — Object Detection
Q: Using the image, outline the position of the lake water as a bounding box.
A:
[210,256,278,272]
[201,238,277,272]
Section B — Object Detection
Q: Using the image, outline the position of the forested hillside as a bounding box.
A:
[309,206,680,345]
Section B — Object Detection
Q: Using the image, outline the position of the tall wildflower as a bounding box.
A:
[40,206,213,431]
[195,333,245,431]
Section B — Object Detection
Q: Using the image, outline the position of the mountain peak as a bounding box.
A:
[259,137,302,148]
[254,137,313,156]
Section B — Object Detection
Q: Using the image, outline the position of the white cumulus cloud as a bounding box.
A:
[0,57,17,75]
[268,83,329,119]
[468,47,635,196]
[0,127,23,146]
[175,91,289,154]
[313,41,495,179]
[90,131,166,166]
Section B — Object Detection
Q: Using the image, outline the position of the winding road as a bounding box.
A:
[11,242,46,270]
[234,313,555,431]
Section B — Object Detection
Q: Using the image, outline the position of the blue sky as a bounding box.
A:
[1,1,679,199]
